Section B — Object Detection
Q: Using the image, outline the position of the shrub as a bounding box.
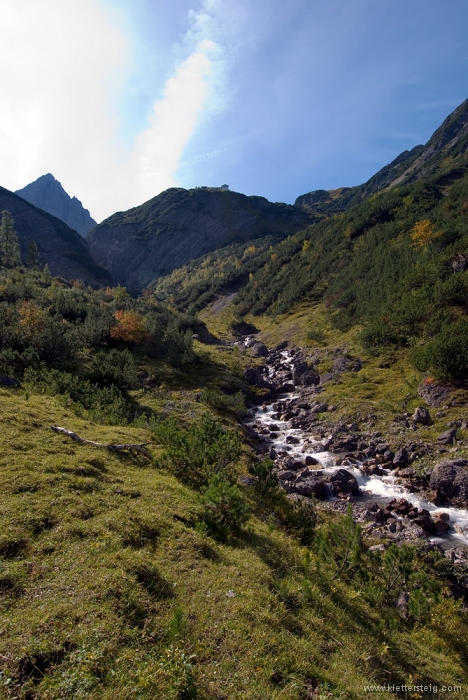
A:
[153,415,243,489]
[200,387,247,416]
[86,349,139,390]
[248,457,278,496]
[24,367,133,425]
[200,473,250,540]
[411,317,468,379]
[315,506,362,580]
[288,497,317,546]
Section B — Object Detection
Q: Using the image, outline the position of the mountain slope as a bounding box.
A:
[16,173,97,237]
[295,145,424,218]
[0,186,110,285]
[295,99,468,219]
[87,187,315,293]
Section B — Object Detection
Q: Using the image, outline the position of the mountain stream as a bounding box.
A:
[246,350,468,547]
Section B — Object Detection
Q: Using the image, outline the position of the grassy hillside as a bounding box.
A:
[2,378,468,699]
[0,268,467,698]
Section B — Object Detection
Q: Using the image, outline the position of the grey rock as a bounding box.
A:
[393,448,408,467]
[433,519,451,533]
[429,460,468,504]
[369,544,386,552]
[437,428,456,445]
[328,468,360,496]
[301,369,320,386]
[412,406,431,424]
[395,591,409,618]
[277,470,296,481]
[417,379,459,407]
[251,342,269,358]
[244,368,270,389]
[294,476,325,497]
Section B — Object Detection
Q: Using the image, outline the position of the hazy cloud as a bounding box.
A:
[0,0,225,221]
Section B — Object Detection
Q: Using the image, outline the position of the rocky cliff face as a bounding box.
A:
[296,98,468,217]
[0,186,110,286]
[16,174,97,237]
[87,187,315,293]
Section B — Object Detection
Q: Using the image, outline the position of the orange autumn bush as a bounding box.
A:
[110,310,148,343]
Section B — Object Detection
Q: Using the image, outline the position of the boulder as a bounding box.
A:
[294,476,325,498]
[417,379,457,407]
[412,406,431,424]
[332,355,363,374]
[244,368,270,389]
[429,460,468,504]
[277,470,296,481]
[393,448,408,467]
[433,519,451,533]
[301,369,320,386]
[328,468,360,496]
[251,342,269,358]
[437,428,456,445]
[292,361,309,385]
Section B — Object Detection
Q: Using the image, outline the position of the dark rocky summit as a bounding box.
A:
[16,174,96,237]
[0,186,109,286]
[87,187,315,293]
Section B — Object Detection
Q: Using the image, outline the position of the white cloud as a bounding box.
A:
[0,0,225,221]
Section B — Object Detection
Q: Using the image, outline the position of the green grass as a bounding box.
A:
[0,385,467,699]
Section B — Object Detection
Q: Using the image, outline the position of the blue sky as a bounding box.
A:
[0,0,467,220]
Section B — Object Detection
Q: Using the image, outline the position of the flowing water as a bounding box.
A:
[247,350,468,546]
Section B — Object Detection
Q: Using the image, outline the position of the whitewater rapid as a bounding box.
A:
[248,353,468,547]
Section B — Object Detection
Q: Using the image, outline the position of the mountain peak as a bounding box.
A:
[15,174,96,237]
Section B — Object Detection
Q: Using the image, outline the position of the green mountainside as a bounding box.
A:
[153,99,468,381]
[3,101,468,699]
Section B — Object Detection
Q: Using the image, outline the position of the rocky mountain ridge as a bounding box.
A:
[87,187,316,293]
[0,185,109,286]
[16,173,97,237]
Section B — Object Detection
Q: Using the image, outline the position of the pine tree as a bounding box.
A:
[0,211,21,267]
[26,239,39,268]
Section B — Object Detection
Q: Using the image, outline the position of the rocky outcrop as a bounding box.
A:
[16,174,96,237]
[0,186,109,286]
[87,187,315,293]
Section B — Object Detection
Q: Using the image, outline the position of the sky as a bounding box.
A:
[0,0,467,222]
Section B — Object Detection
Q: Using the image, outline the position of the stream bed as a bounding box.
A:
[245,349,468,547]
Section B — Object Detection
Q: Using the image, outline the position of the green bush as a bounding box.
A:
[288,497,317,546]
[200,387,247,416]
[411,318,468,379]
[86,349,139,390]
[153,415,243,489]
[248,457,279,496]
[200,473,250,540]
[24,367,133,425]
